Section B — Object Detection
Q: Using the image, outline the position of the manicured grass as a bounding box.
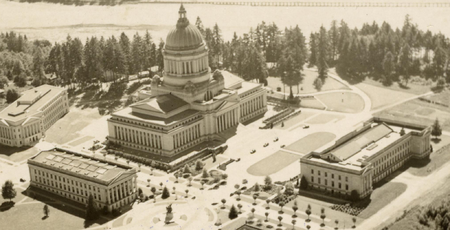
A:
[362,78,432,95]
[358,182,407,219]
[45,107,102,145]
[404,137,450,177]
[356,82,416,110]
[247,151,302,176]
[306,114,344,125]
[266,69,349,95]
[300,98,326,110]
[285,132,336,154]
[374,98,450,131]
[422,90,450,106]
[316,92,365,113]
[0,145,38,162]
[274,111,316,130]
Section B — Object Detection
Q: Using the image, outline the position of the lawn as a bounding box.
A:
[247,151,302,176]
[362,78,433,95]
[45,107,103,145]
[0,145,39,162]
[274,111,316,130]
[285,132,336,154]
[316,92,365,113]
[356,82,416,110]
[300,98,326,110]
[358,182,407,219]
[306,114,344,125]
[266,69,349,95]
[374,97,450,131]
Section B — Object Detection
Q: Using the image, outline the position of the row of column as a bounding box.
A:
[108,180,131,204]
[0,126,12,139]
[165,56,208,75]
[24,122,40,138]
[115,126,162,149]
[217,108,238,133]
[173,123,201,149]
[240,94,264,117]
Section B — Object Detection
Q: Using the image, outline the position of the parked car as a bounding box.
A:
[19,178,26,182]
[263,143,269,147]
[303,125,310,129]
[280,145,286,148]
[250,149,256,154]
[273,137,279,142]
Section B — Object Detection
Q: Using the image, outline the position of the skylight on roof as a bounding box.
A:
[53,156,63,162]
[45,155,55,160]
[96,168,107,174]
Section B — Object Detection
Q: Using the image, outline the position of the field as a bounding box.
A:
[266,69,349,95]
[247,150,302,176]
[374,93,450,131]
[362,78,432,95]
[316,92,365,113]
[356,82,416,110]
[285,132,336,154]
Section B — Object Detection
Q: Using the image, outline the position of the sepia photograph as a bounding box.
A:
[0,0,449,229]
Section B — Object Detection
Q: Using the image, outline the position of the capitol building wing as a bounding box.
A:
[107,4,267,158]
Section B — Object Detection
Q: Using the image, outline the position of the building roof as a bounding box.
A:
[222,71,245,89]
[114,107,199,126]
[0,85,65,122]
[328,124,393,161]
[29,148,135,184]
[131,94,188,114]
[165,5,204,51]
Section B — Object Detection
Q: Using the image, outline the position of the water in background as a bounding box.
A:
[0,1,448,42]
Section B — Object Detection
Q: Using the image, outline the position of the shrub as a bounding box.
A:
[229,205,238,220]
[254,183,261,192]
[195,160,204,171]
[161,186,170,199]
[222,174,228,180]
[300,176,308,190]
[202,169,209,178]
[183,164,192,174]
[284,182,295,196]
[6,89,20,103]
[350,190,360,202]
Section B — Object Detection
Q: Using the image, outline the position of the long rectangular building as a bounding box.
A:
[0,84,69,147]
[28,148,138,212]
[300,117,431,199]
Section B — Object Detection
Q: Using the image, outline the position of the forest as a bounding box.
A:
[0,15,449,101]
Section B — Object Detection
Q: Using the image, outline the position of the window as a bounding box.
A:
[331,174,334,179]
[325,172,328,177]
[318,178,321,184]
[345,177,348,182]
[311,176,314,183]
[346,184,349,190]
[325,179,328,186]
[339,183,341,189]
[318,171,321,176]
[339,175,341,180]
[311,169,314,174]
[332,181,334,187]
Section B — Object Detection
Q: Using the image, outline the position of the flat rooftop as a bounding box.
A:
[222,70,244,89]
[29,148,133,183]
[237,82,261,95]
[113,107,199,126]
[0,85,65,122]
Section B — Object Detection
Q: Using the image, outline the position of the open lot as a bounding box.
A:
[356,82,416,110]
[266,69,349,95]
[374,96,450,132]
[285,132,336,154]
[316,92,365,113]
[247,150,302,176]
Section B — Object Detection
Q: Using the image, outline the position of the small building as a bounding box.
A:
[0,85,69,147]
[300,117,431,199]
[28,147,138,212]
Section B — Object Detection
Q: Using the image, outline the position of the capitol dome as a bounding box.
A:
[165,4,204,51]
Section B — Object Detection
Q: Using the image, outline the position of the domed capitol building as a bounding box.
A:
[107,5,267,162]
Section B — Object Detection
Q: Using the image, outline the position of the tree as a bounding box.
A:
[335,219,339,229]
[237,203,243,214]
[320,207,326,227]
[43,204,49,217]
[278,52,303,99]
[254,182,261,192]
[151,187,157,202]
[266,199,270,209]
[185,189,189,198]
[382,51,395,85]
[433,46,447,79]
[235,190,241,200]
[317,26,329,80]
[14,73,27,87]
[252,193,259,205]
[195,160,204,171]
[201,181,205,190]
[251,208,256,218]
[6,89,20,103]
[284,182,295,196]
[300,176,308,190]
[329,20,340,62]
[162,186,170,199]
[306,204,312,222]
[350,190,360,202]
[221,199,226,209]
[264,176,272,190]
[399,127,405,136]
[278,216,283,226]
[398,43,412,85]
[195,17,205,37]
[183,164,192,174]
[1,180,16,202]
[432,118,443,139]
[0,76,8,89]
[292,204,298,218]
[229,205,238,220]
[86,194,99,221]
[308,33,318,67]
[292,219,297,230]
[279,201,285,214]
[313,77,323,91]
[352,217,357,228]
[436,77,446,89]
